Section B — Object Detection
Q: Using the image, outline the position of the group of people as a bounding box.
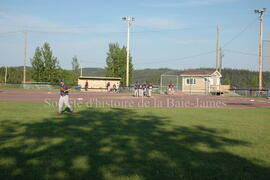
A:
[133,82,153,97]
[57,80,155,114]
[84,81,122,93]
[167,83,175,95]
[106,82,121,93]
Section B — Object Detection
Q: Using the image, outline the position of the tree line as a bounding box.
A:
[0,42,133,86]
[0,42,269,88]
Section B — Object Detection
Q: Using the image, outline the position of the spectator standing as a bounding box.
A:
[116,82,119,93]
[171,84,175,95]
[85,81,88,91]
[148,83,153,97]
[113,84,116,92]
[106,82,110,92]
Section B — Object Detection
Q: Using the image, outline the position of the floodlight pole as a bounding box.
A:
[123,16,135,87]
[255,8,266,90]
[127,21,130,87]
[80,65,83,77]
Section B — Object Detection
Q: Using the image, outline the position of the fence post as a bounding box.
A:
[205,78,207,95]
[160,75,163,94]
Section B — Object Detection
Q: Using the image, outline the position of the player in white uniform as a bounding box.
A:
[58,80,73,114]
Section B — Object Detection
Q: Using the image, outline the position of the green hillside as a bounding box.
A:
[81,67,270,88]
[82,68,105,77]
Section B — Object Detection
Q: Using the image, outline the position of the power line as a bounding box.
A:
[135,50,216,65]
[224,49,270,57]
[0,24,216,35]
[224,49,258,56]
[0,31,22,36]
[222,17,257,48]
[131,26,215,34]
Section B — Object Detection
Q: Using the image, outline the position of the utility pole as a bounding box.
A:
[122,16,135,87]
[5,66,7,85]
[23,31,27,84]
[219,47,223,74]
[80,65,83,77]
[255,8,266,90]
[216,25,219,71]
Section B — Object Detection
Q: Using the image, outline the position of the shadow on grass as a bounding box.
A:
[0,108,269,180]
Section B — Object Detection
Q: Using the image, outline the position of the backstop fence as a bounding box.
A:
[160,75,182,94]
[160,74,269,97]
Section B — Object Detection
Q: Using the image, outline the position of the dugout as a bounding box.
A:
[78,76,121,92]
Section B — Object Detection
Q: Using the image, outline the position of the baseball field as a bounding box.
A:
[0,90,270,180]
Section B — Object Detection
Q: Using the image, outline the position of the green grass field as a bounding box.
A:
[0,102,269,180]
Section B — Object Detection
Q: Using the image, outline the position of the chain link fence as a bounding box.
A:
[160,75,182,94]
[160,74,223,95]
[232,89,269,97]
[0,83,80,90]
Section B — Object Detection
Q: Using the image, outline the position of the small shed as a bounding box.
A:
[78,76,121,92]
[180,69,222,94]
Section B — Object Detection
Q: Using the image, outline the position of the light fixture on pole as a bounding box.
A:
[254,8,266,90]
[122,16,135,87]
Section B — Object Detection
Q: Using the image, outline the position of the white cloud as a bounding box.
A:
[136,17,186,29]
[0,11,81,33]
[0,11,131,35]
[142,0,239,7]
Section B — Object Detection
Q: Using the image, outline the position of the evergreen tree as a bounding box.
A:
[251,77,258,88]
[31,42,61,83]
[30,47,44,82]
[224,78,231,85]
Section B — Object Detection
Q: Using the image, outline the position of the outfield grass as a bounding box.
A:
[0,102,269,180]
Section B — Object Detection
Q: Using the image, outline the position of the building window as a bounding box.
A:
[186,78,196,85]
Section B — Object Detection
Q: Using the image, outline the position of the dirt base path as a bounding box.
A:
[0,89,270,108]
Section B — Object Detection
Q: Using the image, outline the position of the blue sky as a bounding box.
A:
[0,0,269,71]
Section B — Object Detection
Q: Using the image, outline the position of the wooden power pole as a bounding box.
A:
[216,25,219,71]
[219,47,222,74]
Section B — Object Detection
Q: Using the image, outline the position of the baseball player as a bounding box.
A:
[58,80,73,114]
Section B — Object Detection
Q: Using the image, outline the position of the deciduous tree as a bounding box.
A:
[105,43,133,86]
